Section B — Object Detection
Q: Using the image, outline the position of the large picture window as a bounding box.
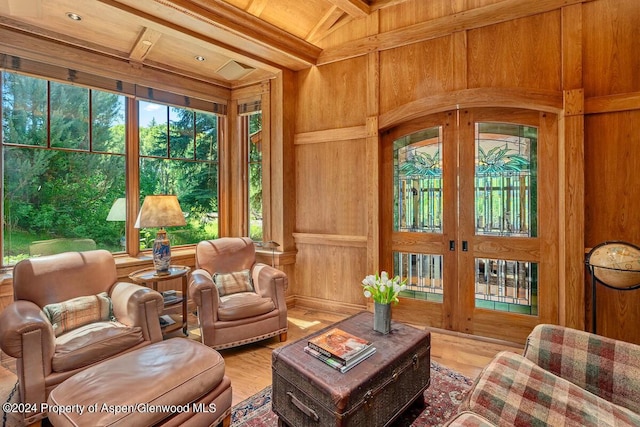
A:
[2,72,126,264]
[138,100,220,250]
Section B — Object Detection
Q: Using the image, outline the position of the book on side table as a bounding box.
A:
[306,327,376,373]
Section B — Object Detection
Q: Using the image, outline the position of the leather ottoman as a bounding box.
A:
[46,338,232,427]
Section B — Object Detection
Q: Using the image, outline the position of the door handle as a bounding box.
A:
[449,240,455,251]
[462,241,468,252]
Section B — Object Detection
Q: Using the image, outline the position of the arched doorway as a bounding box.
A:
[381,108,559,343]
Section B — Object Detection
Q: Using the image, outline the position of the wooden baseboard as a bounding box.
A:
[292,295,366,315]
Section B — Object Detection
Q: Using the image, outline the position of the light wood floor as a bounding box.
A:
[0,306,524,409]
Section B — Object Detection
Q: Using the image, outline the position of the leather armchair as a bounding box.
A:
[0,250,163,425]
[189,237,288,350]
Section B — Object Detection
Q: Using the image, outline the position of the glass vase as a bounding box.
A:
[373,302,391,334]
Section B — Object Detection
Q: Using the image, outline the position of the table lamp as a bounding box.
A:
[106,197,126,248]
[134,195,186,275]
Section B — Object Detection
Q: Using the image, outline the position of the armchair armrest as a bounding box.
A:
[189,269,222,347]
[252,263,288,308]
[110,281,163,342]
[0,300,55,359]
[189,269,218,303]
[524,324,640,414]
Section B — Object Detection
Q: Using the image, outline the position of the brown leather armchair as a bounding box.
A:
[0,250,163,425]
[189,237,288,350]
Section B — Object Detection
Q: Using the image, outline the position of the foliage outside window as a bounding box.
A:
[138,100,219,250]
[2,72,126,265]
[247,111,263,241]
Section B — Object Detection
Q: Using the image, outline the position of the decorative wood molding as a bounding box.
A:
[294,125,367,145]
[318,0,592,65]
[293,233,368,247]
[379,88,564,131]
[585,92,640,115]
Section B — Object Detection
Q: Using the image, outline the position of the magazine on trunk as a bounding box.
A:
[307,327,373,365]
[304,345,376,373]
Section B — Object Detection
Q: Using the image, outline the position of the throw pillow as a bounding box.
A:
[43,292,114,337]
[213,269,254,296]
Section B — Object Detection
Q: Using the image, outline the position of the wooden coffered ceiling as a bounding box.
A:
[0,0,406,88]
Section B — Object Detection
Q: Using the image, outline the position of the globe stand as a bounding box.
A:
[585,241,640,334]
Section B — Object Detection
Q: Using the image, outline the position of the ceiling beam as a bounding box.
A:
[96,0,283,73]
[369,0,412,12]
[2,0,42,17]
[325,0,369,18]
[319,0,593,65]
[246,0,269,17]
[305,6,344,44]
[129,27,162,62]
[159,0,321,66]
[0,25,231,101]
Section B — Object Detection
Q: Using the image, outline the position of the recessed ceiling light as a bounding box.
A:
[66,12,82,21]
[194,56,206,62]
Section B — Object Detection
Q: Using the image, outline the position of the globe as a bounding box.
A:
[588,242,640,289]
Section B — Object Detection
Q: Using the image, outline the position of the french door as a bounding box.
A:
[381,108,559,343]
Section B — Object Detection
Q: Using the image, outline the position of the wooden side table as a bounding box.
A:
[129,265,191,336]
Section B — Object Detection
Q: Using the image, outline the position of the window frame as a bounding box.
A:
[0,68,227,267]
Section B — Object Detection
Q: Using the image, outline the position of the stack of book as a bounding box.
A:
[305,328,376,373]
[162,290,181,305]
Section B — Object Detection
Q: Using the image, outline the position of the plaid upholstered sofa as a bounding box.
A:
[445,324,640,426]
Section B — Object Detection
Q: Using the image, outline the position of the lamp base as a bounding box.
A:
[152,229,171,274]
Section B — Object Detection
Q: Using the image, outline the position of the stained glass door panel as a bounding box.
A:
[473,122,538,315]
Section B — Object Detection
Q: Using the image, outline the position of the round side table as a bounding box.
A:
[129,265,191,336]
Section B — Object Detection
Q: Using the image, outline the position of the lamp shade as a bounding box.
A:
[106,198,126,221]
[134,195,186,228]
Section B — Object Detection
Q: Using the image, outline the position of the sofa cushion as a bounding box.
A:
[524,323,640,415]
[214,269,254,296]
[52,321,143,372]
[460,351,640,427]
[444,411,495,427]
[218,292,275,321]
[43,292,114,337]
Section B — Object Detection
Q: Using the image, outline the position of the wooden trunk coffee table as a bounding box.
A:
[272,311,431,427]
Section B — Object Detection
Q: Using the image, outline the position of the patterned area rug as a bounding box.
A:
[1,361,472,427]
[230,361,474,427]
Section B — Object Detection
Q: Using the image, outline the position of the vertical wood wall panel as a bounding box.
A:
[379,37,454,114]
[294,243,367,305]
[296,57,368,133]
[295,139,367,235]
[467,12,562,91]
[583,0,640,97]
[378,0,459,32]
[584,111,640,344]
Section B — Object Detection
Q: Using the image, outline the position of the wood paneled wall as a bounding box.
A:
[293,0,640,344]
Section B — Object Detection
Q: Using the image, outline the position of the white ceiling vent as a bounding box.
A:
[216,60,256,81]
